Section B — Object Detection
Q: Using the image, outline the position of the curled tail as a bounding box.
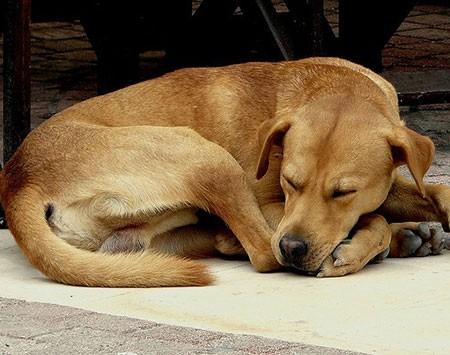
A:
[5,186,213,287]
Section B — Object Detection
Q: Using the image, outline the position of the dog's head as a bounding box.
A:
[256,95,434,273]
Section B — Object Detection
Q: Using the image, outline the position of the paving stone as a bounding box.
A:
[398,39,450,53]
[32,58,90,72]
[387,34,425,47]
[396,21,425,32]
[383,59,431,72]
[31,25,85,41]
[0,298,360,355]
[398,27,450,41]
[413,4,450,15]
[407,13,450,25]
[383,47,431,59]
[435,22,450,31]
[404,56,450,69]
[32,38,93,52]
[408,8,428,17]
[436,52,450,59]
[29,45,54,56]
[31,22,75,30]
[48,50,97,63]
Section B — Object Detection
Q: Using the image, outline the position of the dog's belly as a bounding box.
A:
[47,201,199,253]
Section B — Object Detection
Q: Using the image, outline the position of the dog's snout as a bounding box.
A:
[279,234,308,267]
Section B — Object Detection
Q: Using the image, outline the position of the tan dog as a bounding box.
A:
[1,57,449,287]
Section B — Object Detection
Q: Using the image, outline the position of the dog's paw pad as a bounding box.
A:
[444,237,450,250]
[414,242,432,257]
[429,228,445,255]
[397,229,422,257]
[393,223,446,257]
[417,223,432,240]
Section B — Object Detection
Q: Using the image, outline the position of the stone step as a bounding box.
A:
[383,70,450,105]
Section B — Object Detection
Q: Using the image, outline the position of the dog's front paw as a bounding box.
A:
[251,253,281,272]
[317,241,365,278]
[390,222,448,257]
[214,231,246,256]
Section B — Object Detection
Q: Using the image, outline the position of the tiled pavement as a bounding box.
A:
[0,297,360,355]
[322,1,450,72]
[384,4,450,71]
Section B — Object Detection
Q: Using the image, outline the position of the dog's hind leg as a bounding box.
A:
[150,225,219,258]
[377,175,450,255]
[99,208,199,254]
[64,126,280,273]
[378,175,450,232]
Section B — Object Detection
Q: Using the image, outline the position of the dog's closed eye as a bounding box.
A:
[282,175,301,191]
[332,189,357,199]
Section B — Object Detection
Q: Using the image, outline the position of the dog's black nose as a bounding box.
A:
[279,234,308,267]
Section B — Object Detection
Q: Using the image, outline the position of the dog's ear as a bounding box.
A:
[387,126,435,197]
[256,119,291,179]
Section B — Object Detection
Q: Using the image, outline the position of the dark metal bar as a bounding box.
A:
[186,0,240,66]
[3,0,31,164]
[240,0,295,60]
[80,1,140,94]
[253,0,295,60]
[163,0,192,69]
[339,0,417,72]
[193,0,239,21]
[308,0,325,55]
[283,0,333,57]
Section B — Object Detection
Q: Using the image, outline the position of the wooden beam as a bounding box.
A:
[3,0,31,164]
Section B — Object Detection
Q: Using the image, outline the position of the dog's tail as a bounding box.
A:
[5,185,214,287]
